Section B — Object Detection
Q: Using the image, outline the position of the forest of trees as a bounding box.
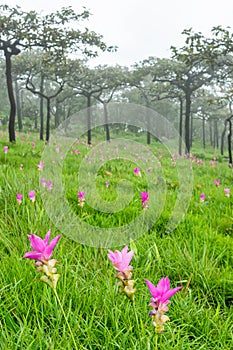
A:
[1,4,233,159]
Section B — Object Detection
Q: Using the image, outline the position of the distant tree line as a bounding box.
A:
[1,5,233,162]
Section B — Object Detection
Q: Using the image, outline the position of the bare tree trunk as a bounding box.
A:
[185,92,191,154]
[202,116,206,149]
[227,116,233,165]
[5,52,16,142]
[15,78,23,131]
[87,94,91,145]
[39,74,44,140]
[103,102,110,142]
[46,98,51,142]
[179,98,183,155]
[221,119,227,155]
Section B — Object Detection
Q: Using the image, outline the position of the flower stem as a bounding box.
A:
[53,288,78,350]
[155,333,158,350]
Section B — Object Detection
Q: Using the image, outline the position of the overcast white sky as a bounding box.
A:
[3,0,233,67]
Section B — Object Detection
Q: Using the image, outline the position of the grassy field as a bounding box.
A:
[0,129,232,349]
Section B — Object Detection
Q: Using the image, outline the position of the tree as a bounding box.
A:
[151,52,214,154]
[93,65,129,142]
[0,4,115,142]
[67,62,104,144]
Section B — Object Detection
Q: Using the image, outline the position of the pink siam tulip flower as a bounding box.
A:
[77,190,85,207]
[16,193,23,204]
[224,188,230,197]
[23,230,61,262]
[214,179,220,187]
[134,167,141,177]
[200,193,205,202]
[105,181,109,188]
[41,178,47,187]
[30,142,35,148]
[140,191,150,209]
[108,245,134,273]
[36,160,44,171]
[23,230,61,289]
[47,181,53,191]
[3,145,8,154]
[108,245,136,301]
[145,277,181,333]
[28,190,36,202]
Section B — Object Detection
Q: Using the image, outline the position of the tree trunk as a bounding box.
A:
[179,98,183,155]
[15,78,23,131]
[221,119,227,155]
[214,119,219,148]
[46,98,51,142]
[5,52,16,142]
[209,120,213,146]
[227,116,233,165]
[146,107,151,145]
[103,102,110,142]
[202,116,206,149]
[185,92,191,155]
[55,98,60,128]
[87,94,91,145]
[40,74,44,140]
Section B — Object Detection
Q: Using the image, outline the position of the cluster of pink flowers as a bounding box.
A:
[41,178,53,191]
[16,190,38,204]
[108,245,181,333]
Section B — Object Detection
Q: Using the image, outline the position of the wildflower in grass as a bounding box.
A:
[106,181,109,188]
[214,179,220,187]
[36,160,44,171]
[3,145,8,154]
[47,181,53,191]
[23,230,61,289]
[30,142,35,148]
[41,178,47,188]
[229,163,232,168]
[108,245,136,302]
[28,190,36,202]
[140,191,150,209]
[16,193,23,204]
[77,190,85,207]
[200,193,205,202]
[224,188,230,197]
[20,163,23,170]
[145,277,181,334]
[134,167,141,177]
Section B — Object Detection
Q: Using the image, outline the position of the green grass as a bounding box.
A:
[0,130,232,349]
